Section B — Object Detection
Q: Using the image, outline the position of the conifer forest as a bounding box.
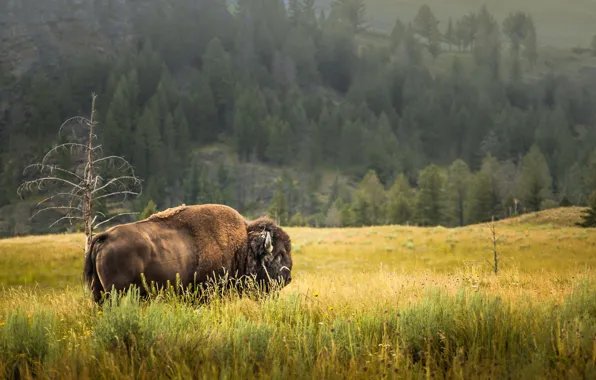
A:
[1,0,596,236]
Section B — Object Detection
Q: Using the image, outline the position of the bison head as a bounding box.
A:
[247,218,293,291]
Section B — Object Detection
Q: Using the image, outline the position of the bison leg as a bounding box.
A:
[96,249,148,301]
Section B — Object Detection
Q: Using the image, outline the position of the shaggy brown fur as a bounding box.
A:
[83,204,292,303]
[246,217,293,290]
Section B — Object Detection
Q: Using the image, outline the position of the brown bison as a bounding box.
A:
[83,204,292,303]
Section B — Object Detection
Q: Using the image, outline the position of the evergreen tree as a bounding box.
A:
[187,71,218,141]
[132,105,164,180]
[523,15,538,67]
[517,145,552,212]
[352,170,386,226]
[139,200,158,220]
[445,18,455,50]
[577,190,596,228]
[473,5,501,81]
[173,103,190,156]
[102,70,139,157]
[203,38,234,130]
[136,40,164,105]
[455,12,477,51]
[340,202,356,227]
[447,159,471,226]
[467,155,504,223]
[387,173,414,225]
[233,86,268,160]
[390,17,406,50]
[268,186,288,225]
[413,4,442,59]
[415,164,447,226]
[217,163,236,207]
[23,73,62,143]
[364,113,399,184]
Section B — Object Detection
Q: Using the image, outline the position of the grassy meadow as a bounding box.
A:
[1,208,596,378]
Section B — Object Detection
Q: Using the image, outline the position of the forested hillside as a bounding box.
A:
[1,0,596,236]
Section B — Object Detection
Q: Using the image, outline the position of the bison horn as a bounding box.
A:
[264,231,273,254]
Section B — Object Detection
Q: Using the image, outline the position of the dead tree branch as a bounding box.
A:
[487,215,499,275]
[17,93,143,255]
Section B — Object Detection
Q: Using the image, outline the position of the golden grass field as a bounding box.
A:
[1,207,596,379]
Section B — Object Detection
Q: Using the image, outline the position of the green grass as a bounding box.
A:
[1,207,596,378]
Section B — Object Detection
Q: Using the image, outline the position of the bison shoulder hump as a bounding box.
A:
[147,204,188,221]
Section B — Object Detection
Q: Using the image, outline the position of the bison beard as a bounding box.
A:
[83,204,292,303]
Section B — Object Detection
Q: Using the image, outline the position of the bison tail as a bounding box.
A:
[83,233,106,303]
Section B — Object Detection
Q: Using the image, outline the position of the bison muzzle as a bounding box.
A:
[83,204,293,303]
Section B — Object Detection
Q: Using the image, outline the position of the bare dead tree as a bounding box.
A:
[17,94,142,255]
[486,215,499,275]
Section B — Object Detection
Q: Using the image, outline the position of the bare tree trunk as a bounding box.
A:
[489,215,498,275]
[18,93,142,256]
[84,94,97,254]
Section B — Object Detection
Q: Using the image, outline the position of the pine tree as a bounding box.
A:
[352,170,386,226]
[265,116,292,165]
[339,120,364,169]
[412,4,442,59]
[132,105,164,180]
[340,202,356,227]
[188,71,217,141]
[473,5,501,81]
[139,200,158,220]
[136,39,164,105]
[523,15,538,67]
[517,145,552,212]
[233,86,268,160]
[268,186,288,225]
[577,190,596,228]
[415,164,447,226]
[445,18,454,50]
[23,72,62,143]
[467,155,504,223]
[203,38,234,131]
[173,103,190,157]
[162,112,179,181]
[387,173,414,225]
[390,17,406,50]
[102,70,139,157]
[447,159,471,226]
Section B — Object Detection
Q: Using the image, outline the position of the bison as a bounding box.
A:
[83,204,292,303]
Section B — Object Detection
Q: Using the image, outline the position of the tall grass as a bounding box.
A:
[0,268,595,379]
[1,210,595,378]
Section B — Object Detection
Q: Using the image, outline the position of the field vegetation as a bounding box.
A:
[1,208,596,378]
